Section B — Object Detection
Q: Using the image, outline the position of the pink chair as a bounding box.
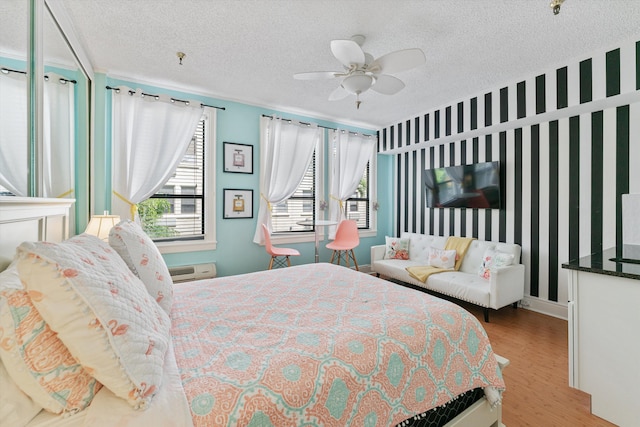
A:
[326,220,360,270]
[262,224,300,269]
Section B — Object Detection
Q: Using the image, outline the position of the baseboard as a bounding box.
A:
[520,296,568,321]
[354,264,373,274]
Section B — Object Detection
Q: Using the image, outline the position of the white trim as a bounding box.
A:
[521,295,568,321]
[157,239,217,254]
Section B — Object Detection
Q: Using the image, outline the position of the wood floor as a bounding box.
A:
[453,300,616,427]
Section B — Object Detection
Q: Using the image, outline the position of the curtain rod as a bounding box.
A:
[1,67,26,75]
[105,85,225,110]
[1,67,75,84]
[261,114,376,138]
[45,75,76,84]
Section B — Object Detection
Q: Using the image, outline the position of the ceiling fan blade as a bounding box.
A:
[328,85,350,101]
[294,71,340,80]
[371,48,426,74]
[330,39,365,67]
[370,74,405,95]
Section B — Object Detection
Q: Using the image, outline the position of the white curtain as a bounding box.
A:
[328,129,376,238]
[42,73,75,198]
[252,116,321,244]
[111,87,203,220]
[0,70,28,196]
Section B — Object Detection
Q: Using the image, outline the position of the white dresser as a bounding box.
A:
[564,248,640,427]
[0,196,75,269]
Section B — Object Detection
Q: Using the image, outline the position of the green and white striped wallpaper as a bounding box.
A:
[378,38,640,318]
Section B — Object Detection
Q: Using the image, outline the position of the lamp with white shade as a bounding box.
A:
[85,213,121,241]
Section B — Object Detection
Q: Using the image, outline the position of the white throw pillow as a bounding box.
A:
[109,220,173,314]
[478,248,515,280]
[383,236,411,260]
[428,248,456,269]
[16,234,171,410]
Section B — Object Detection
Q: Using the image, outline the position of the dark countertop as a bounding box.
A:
[562,247,640,280]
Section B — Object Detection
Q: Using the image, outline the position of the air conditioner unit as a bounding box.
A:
[169,262,217,283]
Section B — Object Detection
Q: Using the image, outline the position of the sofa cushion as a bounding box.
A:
[399,233,447,263]
[372,259,430,284]
[427,272,491,307]
[383,236,410,260]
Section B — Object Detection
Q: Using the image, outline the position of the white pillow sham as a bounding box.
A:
[16,234,171,410]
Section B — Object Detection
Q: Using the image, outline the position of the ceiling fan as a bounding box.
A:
[294,35,426,109]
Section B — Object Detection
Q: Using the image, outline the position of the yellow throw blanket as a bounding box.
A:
[406,236,475,283]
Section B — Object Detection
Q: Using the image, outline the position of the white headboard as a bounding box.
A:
[0,196,75,271]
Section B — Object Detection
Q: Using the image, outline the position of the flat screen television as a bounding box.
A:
[424,161,502,209]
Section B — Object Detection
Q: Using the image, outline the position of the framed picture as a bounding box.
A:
[223,142,253,174]
[223,188,253,219]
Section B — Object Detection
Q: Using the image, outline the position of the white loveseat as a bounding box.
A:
[371,233,525,321]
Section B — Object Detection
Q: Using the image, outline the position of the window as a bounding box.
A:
[271,151,316,233]
[268,129,376,237]
[327,130,377,235]
[345,162,370,229]
[137,109,216,252]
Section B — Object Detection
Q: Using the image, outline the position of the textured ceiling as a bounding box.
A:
[4,0,640,129]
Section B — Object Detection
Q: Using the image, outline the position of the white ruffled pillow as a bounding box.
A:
[478,248,515,280]
[16,234,171,410]
[109,220,173,314]
[428,248,457,269]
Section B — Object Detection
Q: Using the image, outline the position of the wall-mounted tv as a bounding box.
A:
[424,161,502,209]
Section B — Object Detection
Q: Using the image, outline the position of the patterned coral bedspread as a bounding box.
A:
[170,263,505,426]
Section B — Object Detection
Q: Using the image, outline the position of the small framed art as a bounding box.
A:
[223,142,253,174]
[223,188,253,219]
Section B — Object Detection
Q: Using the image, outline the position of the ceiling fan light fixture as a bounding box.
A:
[341,74,373,94]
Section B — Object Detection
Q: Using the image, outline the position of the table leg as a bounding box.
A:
[314,228,320,263]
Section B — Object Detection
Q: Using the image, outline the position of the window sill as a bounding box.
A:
[156,239,217,254]
[359,229,377,239]
[271,228,377,245]
[271,233,315,245]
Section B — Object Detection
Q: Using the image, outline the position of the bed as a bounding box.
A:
[0,197,507,427]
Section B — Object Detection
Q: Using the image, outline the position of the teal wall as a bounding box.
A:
[90,74,394,276]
